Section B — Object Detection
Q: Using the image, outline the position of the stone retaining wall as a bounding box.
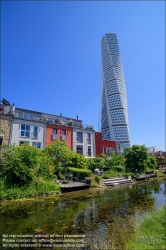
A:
[0,114,12,146]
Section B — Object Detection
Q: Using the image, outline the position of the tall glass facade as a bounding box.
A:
[100,33,130,148]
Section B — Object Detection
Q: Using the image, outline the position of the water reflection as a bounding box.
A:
[1,179,165,249]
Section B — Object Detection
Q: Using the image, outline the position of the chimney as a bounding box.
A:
[76,115,78,120]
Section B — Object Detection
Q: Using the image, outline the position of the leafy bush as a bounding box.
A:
[112,165,125,172]
[103,169,125,178]
[0,179,60,200]
[109,152,125,168]
[90,180,99,187]
[125,172,136,178]
[37,151,56,179]
[67,167,92,179]
[147,155,157,170]
[86,153,125,172]
[86,158,96,171]
[1,144,41,187]
[70,153,87,169]
[44,140,74,176]
[94,175,104,183]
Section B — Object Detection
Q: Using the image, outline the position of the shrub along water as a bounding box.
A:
[0,178,60,200]
[67,167,92,179]
[0,144,60,200]
[0,142,158,200]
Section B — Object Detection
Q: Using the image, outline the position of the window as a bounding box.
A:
[0,136,3,145]
[24,113,33,120]
[87,133,91,144]
[53,129,57,135]
[19,112,33,120]
[55,119,59,124]
[104,147,115,155]
[33,126,38,138]
[20,125,30,137]
[87,146,91,157]
[61,130,66,141]
[76,145,83,155]
[32,142,41,148]
[19,141,29,145]
[76,132,83,143]
[62,130,66,135]
[19,112,23,119]
[47,117,53,123]
[52,129,58,140]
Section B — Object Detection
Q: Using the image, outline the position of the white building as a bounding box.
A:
[10,108,46,149]
[100,33,130,149]
[148,147,158,154]
[73,125,96,158]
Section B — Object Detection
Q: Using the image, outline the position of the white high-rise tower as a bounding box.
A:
[100,33,130,149]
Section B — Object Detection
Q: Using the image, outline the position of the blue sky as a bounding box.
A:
[1,1,165,151]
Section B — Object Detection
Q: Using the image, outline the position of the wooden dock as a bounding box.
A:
[136,174,157,181]
[102,177,133,186]
[136,176,146,181]
[60,181,90,192]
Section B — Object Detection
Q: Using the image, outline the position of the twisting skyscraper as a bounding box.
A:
[100,33,130,149]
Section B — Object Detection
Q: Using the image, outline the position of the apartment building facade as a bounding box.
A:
[10,107,46,148]
[1,100,117,157]
[73,125,96,158]
[44,113,79,150]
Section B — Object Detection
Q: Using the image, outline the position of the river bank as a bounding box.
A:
[0,171,165,201]
[1,179,165,250]
[126,204,166,250]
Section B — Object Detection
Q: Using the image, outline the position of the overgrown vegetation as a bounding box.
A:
[126,205,166,250]
[0,142,158,200]
[67,167,92,179]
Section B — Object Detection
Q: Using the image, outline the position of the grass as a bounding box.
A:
[0,178,60,200]
[83,206,166,250]
[84,214,137,250]
[126,205,166,250]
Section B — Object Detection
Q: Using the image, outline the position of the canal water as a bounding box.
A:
[1,179,166,250]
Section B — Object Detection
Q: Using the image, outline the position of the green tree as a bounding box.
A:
[37,150,56,179]
[1,144,40,187]
[147,155,157,170]
[86,158,96,171]
[93,155,107,171]
[109,152,125,167]
[124,145,148,173]
[86,154,109,171]
[70,153,87,169]
[44,140,74,176]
